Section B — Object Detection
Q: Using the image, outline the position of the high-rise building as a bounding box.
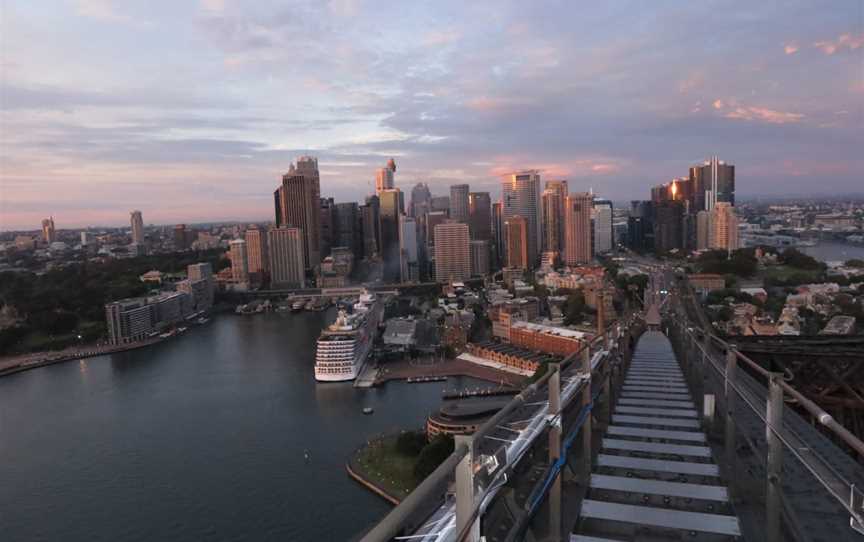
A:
[229,239,248,283]
[690,156,735,212]
[592,198,613,254]
[710,202,740,252]
[542,180,567,254]
[504,216,529,270]
[375,158,396,194]
[399,215,419,282]
[696,210,710,250]
[470,240,490,277]
[130,210,144,244]
[468,192,492,241]
[653,200,685,253]
[502,171,541,268]
[449,184,470,223]
[564,193,593,266]
[183,262,214,311]
[410,182,432,217]
[268,228,305,288]
[492,201,504,268]
[425,211,448,247]
[41,217,56,243]
[627,201,654,252]
[244,227,269,285]
[361,195,380,260]
[430,196,450,214]
[274,156,321,269]
[434,222,470,283]
[320,197,336,259]
[173,224,188,250]
[378,189,404,282]
[335,202,362,260]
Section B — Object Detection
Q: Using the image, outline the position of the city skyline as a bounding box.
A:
[2,1,863,231]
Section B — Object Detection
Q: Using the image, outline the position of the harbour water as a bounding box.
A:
[801,239,864,263]
[0,311,482,541]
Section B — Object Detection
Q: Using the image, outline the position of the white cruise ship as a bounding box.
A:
[314,293,382,382]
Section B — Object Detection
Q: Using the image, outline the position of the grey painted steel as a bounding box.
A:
[602,438,711,457]
[614,405,697,418]
[607,425,706,442]
[580,500,740,536]
[620,391,691,400]
[597,454,719,476]
[569,535,621,542]
[767,372,784,542]
[622,384,688,393]
[611,414,700,429]
[617,397,695,409]
[624,377,686,385]
[455,435,476,541]
[590,474,729,501]
[724,346,737,498]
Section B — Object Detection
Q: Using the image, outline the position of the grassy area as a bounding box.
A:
[762,265,823,283]
[354,434,421,499]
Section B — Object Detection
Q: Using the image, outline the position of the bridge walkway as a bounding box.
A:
[571,331,742,541]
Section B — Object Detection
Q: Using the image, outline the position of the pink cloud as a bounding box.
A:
[712,99,724,110]
[711,98,803,124]
[466,96,531,112]
[814,33,864,55]
[784,42,799,55]
[423,29,460,47]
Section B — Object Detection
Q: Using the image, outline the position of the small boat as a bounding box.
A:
[304,449,311,462]
[362,407,374,415]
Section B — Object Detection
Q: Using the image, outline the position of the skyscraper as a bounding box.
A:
[245,226,269,285]
[564,193,592,266]
[470,240,490,277]
[229,239,249,283]
[449,184,470,223]
[501,171,541,268]
[492,201,504,269]
[130,210,144,244]
[504,216,528,270]
[399,215,419,282]
[320,197,336,259]
[434,222,470,283]
[275,156,321,270]
[710,202,740,252]
[410,182,432,217]
[375,158,396,194]
[378,189,404,282]
[690,156,735,211]
[468,192,492,241]
[696,210,710,250]
[592,198,613,254]
[542,180,567,254]
[335,202,362,260]
[430,196,451,214]
[41,217,55,243]
[173,224,188,250]
[268,228,305,288]
[653,200,685,253]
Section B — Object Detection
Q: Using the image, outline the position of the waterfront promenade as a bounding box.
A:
[0,337,167,377]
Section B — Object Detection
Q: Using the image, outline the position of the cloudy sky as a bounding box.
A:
[1,0,862,230]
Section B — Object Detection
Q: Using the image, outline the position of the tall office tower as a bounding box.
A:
[375,158,396,194]
[564,193,593,266]
[468,192,492,241]
[360,203,378,260]
[274,156,321,269]
[430,196,451,214]
[335,202,362,260]
[543,180,568,253]
[501,170,541,269]
[229,239,249,283]
[653,201,685,253]
[268,228,305,288]
[470,240,490,276]
[40,217,56,243]
[449,184,470,223]
[690,156,735,212]
[434,222,471,283]
[378,189,403,282]
[186,262,215,309]
[363,194,380,258]
[491,201,504,268]
[504,216,529,270]
[696,210,710,250]
[710,202,740,251]
[188,262,213,282]
[592,198,613,254]
[410,182,432,217]
[244,226,269,285]
[320,197,336,259]
[173,224,188,250]
[627,200,655,252]
[399,215,419,282]
[425,211,448,247]
[130,210,144,244]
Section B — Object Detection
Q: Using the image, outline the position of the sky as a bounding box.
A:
[1,0,862,230]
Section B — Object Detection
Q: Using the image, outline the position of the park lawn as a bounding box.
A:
[356,434,421,498]
[761,265,822,282]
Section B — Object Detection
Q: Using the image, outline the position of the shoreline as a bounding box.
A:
[345,458,402,506]
[374,357,525,388]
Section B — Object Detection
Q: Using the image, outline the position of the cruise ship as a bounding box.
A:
[314,293,383,382]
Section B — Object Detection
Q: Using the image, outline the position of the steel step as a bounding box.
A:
[607,425,706,442]
[617,398,695,409]
[624,378,686,385]
[611,415,700,429]
[620,391,692,400]
[580,500,740,535]
[569,535,624,542]
[602,438,711,458]
[589,474,729,501]
[597,454,719,476]
[622,384,688,392]
[615,405,697,418]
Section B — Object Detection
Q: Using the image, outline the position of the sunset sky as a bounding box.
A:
[1,0,862,230]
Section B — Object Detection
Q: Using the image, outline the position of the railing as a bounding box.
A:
[361,313,643,542]
[667,293,864,541]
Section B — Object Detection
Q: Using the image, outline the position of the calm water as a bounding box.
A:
[801,240,864,263]
[0,312,478,542]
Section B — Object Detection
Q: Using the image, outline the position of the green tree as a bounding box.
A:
[563,291,586,326]
[396,431,426,456]
[413,435,455,482]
